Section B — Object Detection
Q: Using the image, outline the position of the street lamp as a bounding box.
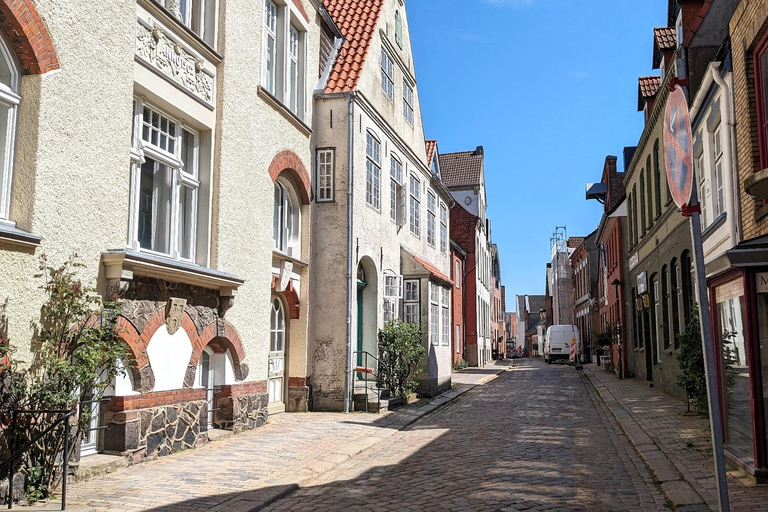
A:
[612,278,623,380]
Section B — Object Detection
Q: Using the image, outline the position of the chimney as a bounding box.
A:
[623,146,637,172]
[475,145,484,156]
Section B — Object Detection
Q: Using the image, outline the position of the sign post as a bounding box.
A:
[664,85,730,511]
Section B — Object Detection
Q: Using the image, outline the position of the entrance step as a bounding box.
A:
[352,390,402,413]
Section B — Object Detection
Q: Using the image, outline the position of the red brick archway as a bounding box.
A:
[268,150,312,204]
[190,321,249,382]
[0,0,59,75]
[271,275,300,319]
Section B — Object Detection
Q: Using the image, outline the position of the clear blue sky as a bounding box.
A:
[407,0,667,308]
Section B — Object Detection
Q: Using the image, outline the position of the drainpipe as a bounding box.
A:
[711,64,739,246]
[344,92,356,414]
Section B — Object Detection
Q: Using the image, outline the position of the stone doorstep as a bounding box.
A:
[582,367,707,509]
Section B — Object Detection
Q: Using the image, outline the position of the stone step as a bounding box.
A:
[352,393,402,413]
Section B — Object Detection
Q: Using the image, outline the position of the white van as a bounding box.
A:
[544,325,579,364]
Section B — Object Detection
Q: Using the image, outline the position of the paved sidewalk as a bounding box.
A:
[61,362,509,511]
[583,363,768,511]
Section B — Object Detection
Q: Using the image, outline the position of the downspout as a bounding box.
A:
[711,64,739,246]
[344,92,356,414]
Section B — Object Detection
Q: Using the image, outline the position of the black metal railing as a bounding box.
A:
[352,350,389,413]
[0,409,75,510]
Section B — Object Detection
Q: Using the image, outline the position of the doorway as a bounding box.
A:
[269,297,287,414]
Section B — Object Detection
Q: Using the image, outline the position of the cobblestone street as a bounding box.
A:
[264,359,667,512]
[65,359,682,511]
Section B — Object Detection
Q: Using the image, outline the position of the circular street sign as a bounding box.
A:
[664,86,694,208]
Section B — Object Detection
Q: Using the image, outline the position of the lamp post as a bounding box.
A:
[612,278,623,379]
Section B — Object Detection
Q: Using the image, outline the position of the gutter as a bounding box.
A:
[344,91,357,414]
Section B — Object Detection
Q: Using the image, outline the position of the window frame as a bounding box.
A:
[0,30,19,223]
[430,282,440,346]
[263,0,278,96]
[381,49,394,101]
[455,260,461,289]
[390,154,403,223]
[316,148,335,203]
[403,80,414,125]
[395,10,403,49]
[754,30,768,170]
[273,178,301,258]
[439,203,448,254]
[366,131,381,210]
[129,99,202,263]
[426,190,436,247]
[409,173,421,237]
[441,286,450,346]
[404,279,420,325]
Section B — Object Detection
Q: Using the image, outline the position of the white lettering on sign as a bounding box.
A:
[757,273,768,294]
[637,271,647,295]
[135,18,214,107]
[629,252,639,271]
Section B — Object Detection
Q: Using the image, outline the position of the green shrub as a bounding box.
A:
[453,358,469,371]
[0,255,134,500]
[378,320,425,400]
[676,306,707,416]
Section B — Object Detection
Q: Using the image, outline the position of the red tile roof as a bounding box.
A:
[425,140,437,167]
[438,148,483,188]
[403,248,453,286]
[638,75,661,100]
[654,27,676,52]
[324,0,385,94]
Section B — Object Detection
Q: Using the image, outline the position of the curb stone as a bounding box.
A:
[581,366,709,510]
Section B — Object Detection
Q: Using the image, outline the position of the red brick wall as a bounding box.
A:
[451,248,464,366]
[108,389,206,412]
[450,205,477,358]
[0,0,59,75]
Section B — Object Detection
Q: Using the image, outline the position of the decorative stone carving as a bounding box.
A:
[279,261,293,292]
[165,298,187,335]
[166,0,183,21]
[135,18,214,107]
[218,295,235,318]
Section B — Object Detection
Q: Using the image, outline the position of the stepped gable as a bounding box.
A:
[324,0,386,94]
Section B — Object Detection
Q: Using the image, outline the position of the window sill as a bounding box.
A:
[272,250,308,269]
[0,221,42,251]
[102,249,243,294]
[702,212,727,241]
[257,86,312,138]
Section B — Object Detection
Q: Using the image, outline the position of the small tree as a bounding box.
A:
[676,306,707,416]
[377,320,425,400]
[0,255,133,500]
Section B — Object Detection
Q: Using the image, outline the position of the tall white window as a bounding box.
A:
[404,280,420,325]
[439,203,448,254]
[403,81,414,125]
[366,132,381,210]
[455,260,460,289]
[0,32,19,223]
[441,287,450,346]
[316,148,334,202]
[130,101,200,262]
[409,174,420,237]
[158,0,217,46]
[430,282,439,346]
[262,1,306,119]
[381,49,394,101]
[455,325,461,353]
[426,191,436,247]
[384,274,403,322]
[264,0,278,95]
[390,155,403,223]
[395,10,403,48]
[712,124,724,218]
[273,179,301,257]
[696,150,708,229]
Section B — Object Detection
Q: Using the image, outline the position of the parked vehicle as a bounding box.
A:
[544,325,579,364]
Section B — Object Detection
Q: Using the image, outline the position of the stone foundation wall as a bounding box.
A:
[104,393,207,461]
[214,381,269,432]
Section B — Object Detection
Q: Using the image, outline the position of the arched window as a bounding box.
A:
[646,155,653,225]
[273,179,301,257]
[632,287,639,349]
[653,140,662,217]
[0,32,20,221]
[395,11,403,48]
[670,258,681,344]
[639,171,647,235]
[661,265,670,350]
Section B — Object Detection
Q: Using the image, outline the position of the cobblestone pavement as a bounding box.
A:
[585,364,768,512]
[265,359,669,512]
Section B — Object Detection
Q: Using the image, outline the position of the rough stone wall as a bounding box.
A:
[730,0,768,240]
[103,396,207,462]
[214,394,268,432]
